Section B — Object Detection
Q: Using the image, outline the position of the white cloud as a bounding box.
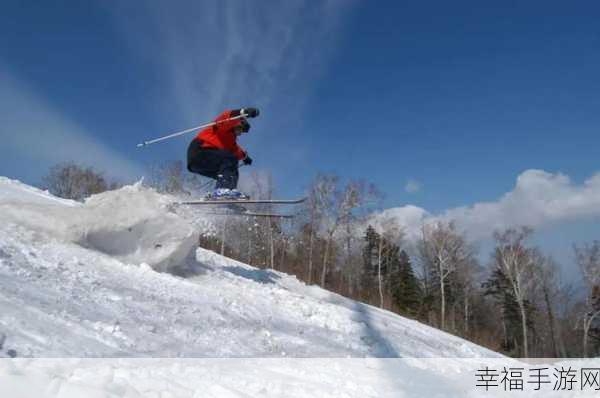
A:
[371,205,430,242]
[405,179,422,193]
[0,69,144,181]
[106,1,357,127]
[374,169,600,242]
[101,1,358,188]
[1,2,357,190]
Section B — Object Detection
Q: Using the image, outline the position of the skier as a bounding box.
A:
[187,107,259,199]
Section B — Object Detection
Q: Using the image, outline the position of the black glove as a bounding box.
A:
[243,155,253,166]
[242,107,259,118]
[239,118,251,132]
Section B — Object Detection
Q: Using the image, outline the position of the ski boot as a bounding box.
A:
[205,188,250,201]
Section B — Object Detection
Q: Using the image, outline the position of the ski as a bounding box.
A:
[199,210,295,218]
[173,197,305,218]
[232,211,294,219]
[176,197,306,205]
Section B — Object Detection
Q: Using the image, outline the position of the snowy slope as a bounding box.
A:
[0,177,500,359]
[5,178,595,397]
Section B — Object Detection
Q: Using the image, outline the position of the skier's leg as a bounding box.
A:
[188,148,238,189]
[215,153,239,190]
[187,140,217,179]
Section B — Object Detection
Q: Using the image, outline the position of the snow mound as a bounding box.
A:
[0,179,197,272]
[74,184,198,272]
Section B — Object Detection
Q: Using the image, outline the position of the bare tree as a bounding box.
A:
[419,221,470,330]
[492,227,538,357]
[147,160,187,194]
[300,190,320,284]
[373,217,404,308]
[310,175,339,287]
[42,162,111,201]
[553,281,575,357]
[454,255,481,337]
[247,172,277,269]
[306,195,318,284]
[574,241,600,357]
[312,176,373,288]
[530,254,562,357]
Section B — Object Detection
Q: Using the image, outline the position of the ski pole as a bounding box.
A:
[136,113,249,148]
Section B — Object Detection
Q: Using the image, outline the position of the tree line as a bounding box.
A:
[42,161,600,358]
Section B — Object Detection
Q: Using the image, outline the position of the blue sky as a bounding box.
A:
[1,1,599,278]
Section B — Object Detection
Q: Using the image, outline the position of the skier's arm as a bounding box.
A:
[233,145,247,161]
[212,108,259,132]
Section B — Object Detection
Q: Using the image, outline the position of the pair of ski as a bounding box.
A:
[176,197,306,218]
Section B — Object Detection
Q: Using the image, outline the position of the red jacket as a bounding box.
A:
[194,110,246,160]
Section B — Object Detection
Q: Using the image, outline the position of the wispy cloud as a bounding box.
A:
[0,68,145,181]
[105,0,357,150]
[405,179,422,193]
[375,169,600,242]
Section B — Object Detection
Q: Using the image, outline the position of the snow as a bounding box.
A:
[1,176,589,396]
[0,176,79,207]
[3,358,599,397]
[0,358,494,398]
[0,179,198,272]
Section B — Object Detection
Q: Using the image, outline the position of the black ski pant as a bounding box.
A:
[187,139,239,189]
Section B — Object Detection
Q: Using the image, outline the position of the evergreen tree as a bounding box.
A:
[361,225,379,298]
[361,225,394,304]
[483,267,536,356]
[390,250,422,317]
[362,225,379,277]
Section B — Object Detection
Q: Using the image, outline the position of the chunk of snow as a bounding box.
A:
[0,180,198,272]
